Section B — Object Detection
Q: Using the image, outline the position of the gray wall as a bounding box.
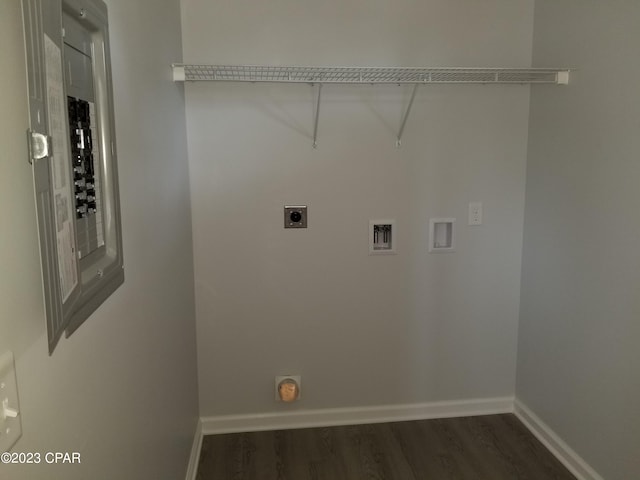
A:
[0,1,198,479]
[181,0,535,416]
[518,1,640,479]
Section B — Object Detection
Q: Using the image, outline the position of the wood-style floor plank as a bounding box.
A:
[196,414,576,480]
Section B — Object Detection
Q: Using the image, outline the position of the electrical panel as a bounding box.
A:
[65,9,106,261]
[22,0,123,353]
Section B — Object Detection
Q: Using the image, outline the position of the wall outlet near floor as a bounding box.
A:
[275,375,301,402]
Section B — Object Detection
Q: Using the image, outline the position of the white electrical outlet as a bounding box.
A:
[0,351,22,452]
[468,202,482,225]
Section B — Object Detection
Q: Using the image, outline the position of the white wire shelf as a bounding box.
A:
[172,63,569,147]
[172,64,570,85]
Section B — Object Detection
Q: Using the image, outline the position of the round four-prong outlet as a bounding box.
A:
[284,206,307,228]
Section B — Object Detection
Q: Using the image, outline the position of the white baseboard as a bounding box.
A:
[191,397,604,480]
[184,418,203,480]
[200,396,514,435]
[514,399,604,480]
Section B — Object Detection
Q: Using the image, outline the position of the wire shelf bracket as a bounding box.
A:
[172,64,570,147]
[313,83,322,149]
[396,84,419,148]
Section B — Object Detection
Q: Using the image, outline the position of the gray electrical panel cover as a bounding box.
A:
[22,0,123,354]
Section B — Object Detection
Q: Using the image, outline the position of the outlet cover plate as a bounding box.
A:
[468,202,482,225]
[284,206,307,228]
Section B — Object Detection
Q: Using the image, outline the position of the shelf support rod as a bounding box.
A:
[396,84,419,148]
[312,83,323,149]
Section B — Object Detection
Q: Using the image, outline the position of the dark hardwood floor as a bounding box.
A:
[196,414,576,480]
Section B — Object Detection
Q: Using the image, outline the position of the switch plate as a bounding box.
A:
[284,206,307,228]
[0,351,22,452]
[468,202,482,225]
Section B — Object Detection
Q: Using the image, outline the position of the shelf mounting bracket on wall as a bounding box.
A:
[313,83,322,149]
[172,64,570,147]
[396,84,419,148]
